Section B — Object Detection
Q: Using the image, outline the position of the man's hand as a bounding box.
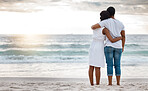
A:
[122,47,124,52]
[91,24,101,30]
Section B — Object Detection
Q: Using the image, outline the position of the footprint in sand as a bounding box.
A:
[120,86,124,88]
[129,84,135,86]
[10,86,22,89]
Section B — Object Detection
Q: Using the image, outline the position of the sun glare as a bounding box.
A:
[23,34,42,43]
[13,34,44,47]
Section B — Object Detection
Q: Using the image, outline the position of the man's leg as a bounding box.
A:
[113,48,122,85]
[104,46,114,85]
[88,66,94,85]
[95,67,100,85]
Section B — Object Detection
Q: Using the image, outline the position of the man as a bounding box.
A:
[91,6,125,85]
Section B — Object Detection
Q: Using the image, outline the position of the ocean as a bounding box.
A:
[0,34,148,65]
[0,34,148,77]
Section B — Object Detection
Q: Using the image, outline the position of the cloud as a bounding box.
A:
[0,0,147,14]
[0,0,40,12]
[69,0,148,14]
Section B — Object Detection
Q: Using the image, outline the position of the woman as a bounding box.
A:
[88,11,122,85]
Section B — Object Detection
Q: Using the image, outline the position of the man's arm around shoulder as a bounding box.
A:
[91,23,101,30]
[91,19,108,30]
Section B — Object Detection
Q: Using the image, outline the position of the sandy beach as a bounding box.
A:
[0,77,147,91]
[0,63,148,91]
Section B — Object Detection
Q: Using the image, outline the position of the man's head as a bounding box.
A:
[100,11,110,21]
[107,6,115,17]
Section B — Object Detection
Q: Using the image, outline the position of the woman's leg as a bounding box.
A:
[95,67,101,85]
[88,65,94,85]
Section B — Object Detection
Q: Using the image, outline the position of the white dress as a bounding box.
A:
[89,28,105,67]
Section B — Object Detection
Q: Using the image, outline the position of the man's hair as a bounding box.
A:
[100,11,110,21]
[107,6,115,16]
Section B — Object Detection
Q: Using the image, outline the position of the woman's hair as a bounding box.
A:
[100,11,110,21]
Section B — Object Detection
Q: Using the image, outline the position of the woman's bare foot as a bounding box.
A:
[108,84,112,86]
[91,84,94,86]
[96,83,100,85]
[117,83,120,85]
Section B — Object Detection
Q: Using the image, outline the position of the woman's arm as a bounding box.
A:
[102,28,122,43]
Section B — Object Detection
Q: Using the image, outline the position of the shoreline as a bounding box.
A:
[1,77,148,81]
[0,63,148,78]
[0,77,148,91]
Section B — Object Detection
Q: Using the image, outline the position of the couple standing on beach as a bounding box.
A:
[89,6,125,86]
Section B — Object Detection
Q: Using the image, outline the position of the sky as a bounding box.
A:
[0,0,148,34]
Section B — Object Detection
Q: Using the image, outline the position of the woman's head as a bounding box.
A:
[100,11,110,21]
